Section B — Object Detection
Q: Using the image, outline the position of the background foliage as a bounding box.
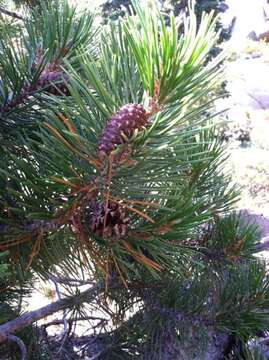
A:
[101,0,233,45]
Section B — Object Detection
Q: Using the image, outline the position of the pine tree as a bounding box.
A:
[0,0,269,359]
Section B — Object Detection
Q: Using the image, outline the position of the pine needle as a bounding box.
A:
[51,176,81,190]
[121,240,161,272]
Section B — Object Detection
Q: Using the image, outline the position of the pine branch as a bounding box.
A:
[46,274,96,286]
[255,237,269,252]
[0,1,95,137]
[260,336,269,346]
[0,282,106,344]
[0,220,60,236]
[0,6,24,20]
[6,334,27,360]
[43,316,108,328]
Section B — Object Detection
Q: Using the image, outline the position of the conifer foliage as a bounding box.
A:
[0,0,269,359]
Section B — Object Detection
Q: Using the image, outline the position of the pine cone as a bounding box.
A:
[98,103,148,155]
[37,70,70,95]
[84,201,129,238]
[1,70,70,113]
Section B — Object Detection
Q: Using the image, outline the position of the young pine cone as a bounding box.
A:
[98,103,148,155]
[1,71,70,114]
[37,70,70,95]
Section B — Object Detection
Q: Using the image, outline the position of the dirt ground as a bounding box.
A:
[219,39,269,251]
